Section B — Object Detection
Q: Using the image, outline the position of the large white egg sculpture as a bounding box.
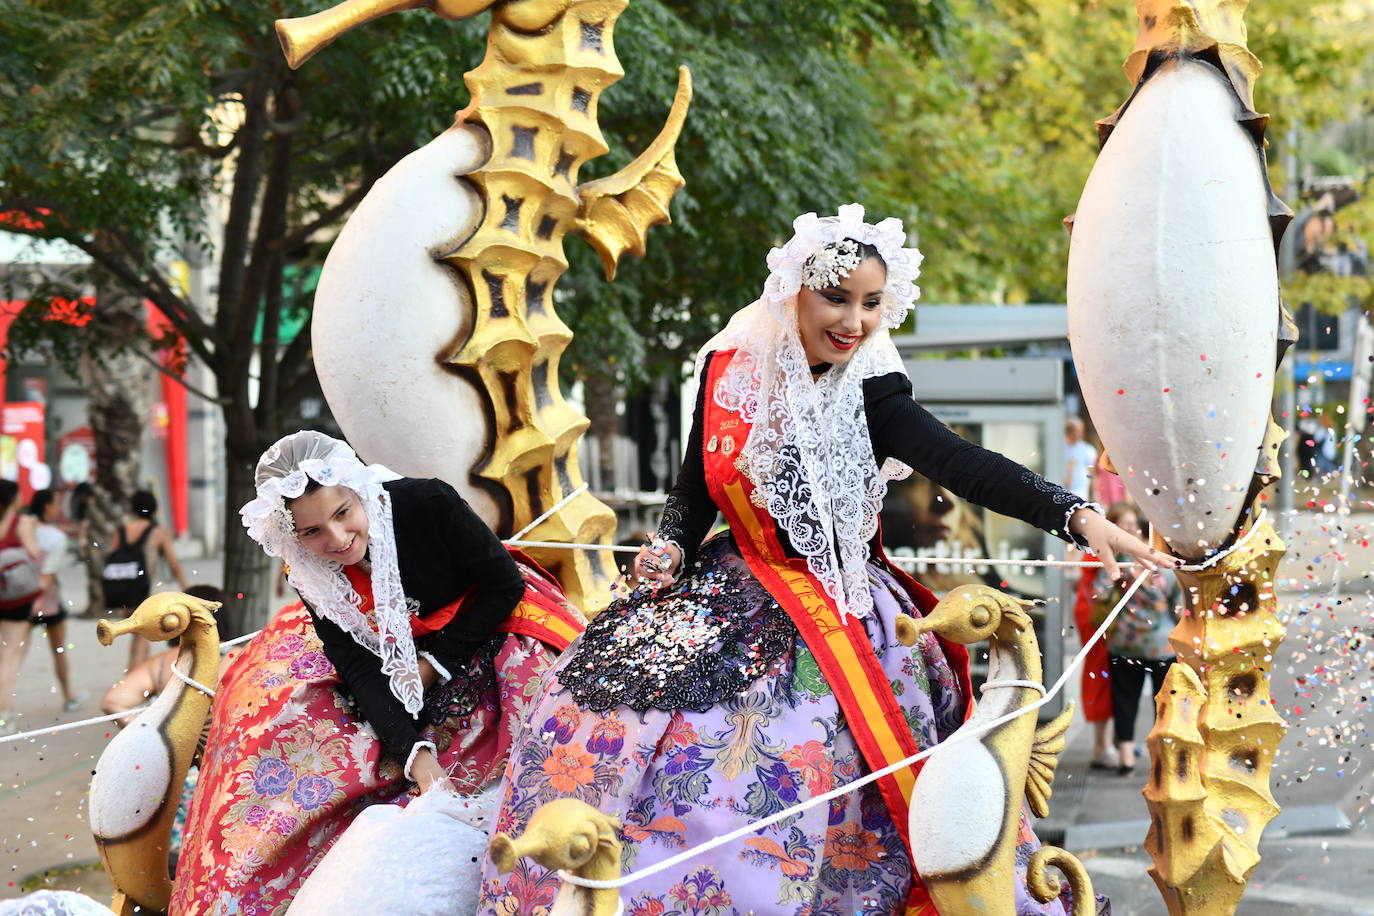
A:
[312,123,501,526]
[1067,57,1278,559]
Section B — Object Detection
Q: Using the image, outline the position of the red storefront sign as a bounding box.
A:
[0,402,50,502]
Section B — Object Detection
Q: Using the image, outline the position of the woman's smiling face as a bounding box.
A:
[796,255,887,366]
[290,484,369,566]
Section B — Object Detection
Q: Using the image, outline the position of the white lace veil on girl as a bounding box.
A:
[695,203,923,620]
[240,431,424,714]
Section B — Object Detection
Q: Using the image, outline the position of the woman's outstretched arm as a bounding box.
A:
[866,374,1172,578]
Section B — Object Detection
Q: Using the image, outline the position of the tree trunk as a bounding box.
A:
[220,427,273,638]
[585,373,620,492]
[81,283,153,616]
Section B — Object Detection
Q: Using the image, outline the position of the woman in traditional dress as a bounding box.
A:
[478,205,1171,915]
[171,431,583,915]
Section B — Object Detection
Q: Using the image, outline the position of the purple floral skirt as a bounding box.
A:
[477,536,1072,915]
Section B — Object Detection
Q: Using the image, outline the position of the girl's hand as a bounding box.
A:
[624,536,682,590]
[418,656,440,691]
[410,747,451,794]
[1069,506,1179,580]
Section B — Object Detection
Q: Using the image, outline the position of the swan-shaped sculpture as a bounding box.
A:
[489,798,622,916]
[895,585,1093,915]
[89,592,222,916]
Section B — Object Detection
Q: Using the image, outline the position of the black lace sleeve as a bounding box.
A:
[864,373,1093,544]
[657,353,720,568]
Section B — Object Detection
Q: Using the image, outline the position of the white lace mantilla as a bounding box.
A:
[697,204,923,620]
[240,432,423,715]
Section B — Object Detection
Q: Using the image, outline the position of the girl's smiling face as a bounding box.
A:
[290,484,369,566]
[796,256,887,366]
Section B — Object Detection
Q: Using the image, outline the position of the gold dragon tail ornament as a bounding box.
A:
[277,0,692,611]
[90,592,222,916]
[1103,4,1293,913]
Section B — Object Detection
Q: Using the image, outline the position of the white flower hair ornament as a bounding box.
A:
[801,239,863,290]
[764,202,923,331]
[240,431,424,714]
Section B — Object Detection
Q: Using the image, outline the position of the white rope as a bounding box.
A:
[557,509,1273,891]
[503,539,639,554]
[0,511,1268,754]
[171,666,216,698]
[1180,508,1268,571]
[0,628,258,746]
[0,707,148,745]
[503,542,1140,564]
[892,556,1107,569]
[220,629,261,649]
[981,678,1047,696]
[508,484,589,542]
[503,507,1268,571]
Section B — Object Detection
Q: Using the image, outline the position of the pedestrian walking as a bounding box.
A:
[101,491,189,672]
[0,480,42,735]
[24,489,84,711]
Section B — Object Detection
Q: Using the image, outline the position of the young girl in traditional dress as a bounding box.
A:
[478,206,1170,915]
[170,431,583,915]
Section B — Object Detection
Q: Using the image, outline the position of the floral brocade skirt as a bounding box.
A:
[169,601,560,916]
[477,535,1070,916]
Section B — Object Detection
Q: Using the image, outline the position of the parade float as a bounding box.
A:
[74,0,1293,913]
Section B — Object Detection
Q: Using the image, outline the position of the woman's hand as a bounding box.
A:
[1069,506,1179,580]
[625,536,682,590]
[418,656,440,691]
[409,747,451,794]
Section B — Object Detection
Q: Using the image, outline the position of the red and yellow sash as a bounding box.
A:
[702,350,972,915]
[342,547,583,652]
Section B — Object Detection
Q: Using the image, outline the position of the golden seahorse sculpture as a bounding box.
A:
[276,0,691,612]
[89,592,222,916]
[489,798,623,916]
[894,585,1094,915]
[1095,3,1292,912]
[1144,508,1287,914]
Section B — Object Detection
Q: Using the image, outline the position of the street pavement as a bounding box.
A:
[3,513,1374,910]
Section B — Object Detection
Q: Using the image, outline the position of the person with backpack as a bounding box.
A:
[20,489,85,712]
[102,490,189,672]
[0,479,42,736]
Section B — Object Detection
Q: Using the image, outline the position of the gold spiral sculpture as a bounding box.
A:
[277,0,691,611]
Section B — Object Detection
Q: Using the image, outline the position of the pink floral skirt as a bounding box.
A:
[169,601,560,916]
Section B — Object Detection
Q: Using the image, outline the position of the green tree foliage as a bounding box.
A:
[863,0,1131,304]
[865,0,1374,306]
[0,0,951,618]
[558,0,952,387]
[0,0,490,627]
